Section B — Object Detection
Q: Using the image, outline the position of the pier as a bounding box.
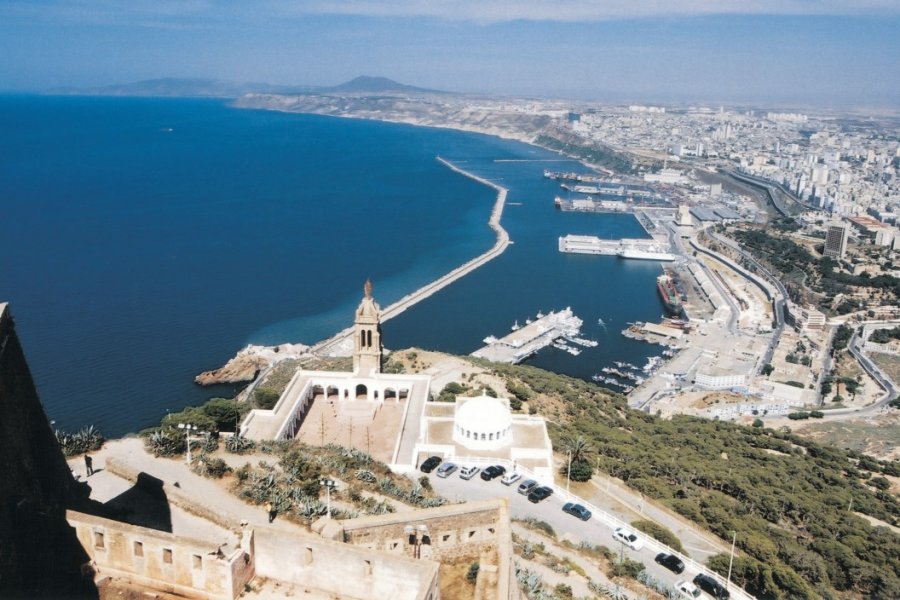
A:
[312,157,510,356]
[471,308,583,364]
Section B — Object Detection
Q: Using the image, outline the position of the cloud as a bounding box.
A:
[273,0,900,23]
[4,0,900,27]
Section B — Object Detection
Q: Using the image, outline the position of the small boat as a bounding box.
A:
[511,320,520,331]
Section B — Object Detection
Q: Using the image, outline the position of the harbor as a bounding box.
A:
[471,308,586,364]
[558,235,676,261]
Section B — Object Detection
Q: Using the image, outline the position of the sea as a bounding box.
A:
[0,95,667,437]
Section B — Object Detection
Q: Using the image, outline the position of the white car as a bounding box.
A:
[612,527,643,551]
[674,580,702,599]
[459,465,480,480]
[500,472,522,486]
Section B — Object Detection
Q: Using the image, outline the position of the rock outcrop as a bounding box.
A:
[194,343,310,386]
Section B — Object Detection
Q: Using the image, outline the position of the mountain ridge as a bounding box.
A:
[45,76,448,98]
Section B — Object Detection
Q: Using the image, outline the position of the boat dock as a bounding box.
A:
[471,308,584,364]
[558,235,675,261]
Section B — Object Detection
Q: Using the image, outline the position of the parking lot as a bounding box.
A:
[428,462,744,599]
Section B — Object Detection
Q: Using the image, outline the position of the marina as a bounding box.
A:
[558,235,676,261]
[471,308,584,364]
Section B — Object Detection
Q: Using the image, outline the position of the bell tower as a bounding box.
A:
[353,279,383,376]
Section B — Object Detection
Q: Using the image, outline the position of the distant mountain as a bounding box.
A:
[321,76,445,95]
[45,75,448,98]
[46,78,314,98]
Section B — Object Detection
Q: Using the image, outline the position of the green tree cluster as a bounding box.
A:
[486,361,900,599]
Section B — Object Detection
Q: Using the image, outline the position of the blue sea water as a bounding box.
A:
[0,96,666,437]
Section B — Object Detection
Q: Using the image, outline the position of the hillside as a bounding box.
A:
[477,360,900,600]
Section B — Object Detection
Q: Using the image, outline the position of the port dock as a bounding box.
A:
[471,308,584,364]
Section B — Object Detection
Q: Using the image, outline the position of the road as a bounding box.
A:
[429,469,750,599]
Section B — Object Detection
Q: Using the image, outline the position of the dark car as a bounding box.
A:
[693,574,730,600]
[420,456,441,473]
[655,552,685,574]
[480,465,507,481]
[562,502,592,521]
[527,486,553,503]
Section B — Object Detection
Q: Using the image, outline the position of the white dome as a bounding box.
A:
[453,395,513,449]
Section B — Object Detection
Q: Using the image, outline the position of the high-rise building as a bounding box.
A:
[824,223,849,259]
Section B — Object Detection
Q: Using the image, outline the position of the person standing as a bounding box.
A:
[265,501,276,523]
[84,455,94,477]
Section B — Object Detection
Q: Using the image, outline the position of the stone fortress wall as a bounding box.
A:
[333,498,515,599]
[67,509,255,600]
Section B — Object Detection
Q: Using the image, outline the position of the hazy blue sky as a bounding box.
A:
[1,1,898,106]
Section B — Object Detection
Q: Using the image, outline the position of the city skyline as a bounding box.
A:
[1,1,899,107]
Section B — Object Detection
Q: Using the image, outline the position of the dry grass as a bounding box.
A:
[439,558,477,600]
[870,352,900,385]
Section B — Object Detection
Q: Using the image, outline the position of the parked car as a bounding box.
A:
[419,456,441,473]
[655,552,686,574]
[500,471,522,486]
[527,486,553,503]
[480,465,507,481]
[517,479,539,495]
[674,580,702,599]
[612,527,643,551]
[693,574,730,600]
[562,503,592,521]
[459,465,480,480]
[435,462,458,478]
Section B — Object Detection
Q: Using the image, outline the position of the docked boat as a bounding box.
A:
[617,247,676,261]
[657,271,682,315]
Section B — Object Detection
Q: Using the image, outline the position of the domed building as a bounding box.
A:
[416,388,554,482]
[452,395,513,450]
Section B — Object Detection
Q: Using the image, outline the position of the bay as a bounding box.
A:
[0,96,665,437]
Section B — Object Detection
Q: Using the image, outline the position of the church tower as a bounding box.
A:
[353,279,383,376]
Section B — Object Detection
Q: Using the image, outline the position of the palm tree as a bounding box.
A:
[562,435,595,464]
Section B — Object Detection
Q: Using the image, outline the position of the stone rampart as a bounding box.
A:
[67,510,254,600]
[253,523,439,600]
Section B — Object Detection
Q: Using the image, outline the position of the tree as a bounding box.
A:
[254,387,280,410]
[561,435,595,464]
[753,419,764,428]
[761,364,775,376]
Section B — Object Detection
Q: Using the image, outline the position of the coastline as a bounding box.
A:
[310,156,510,356]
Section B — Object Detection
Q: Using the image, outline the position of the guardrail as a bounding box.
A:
[448,455,754,600]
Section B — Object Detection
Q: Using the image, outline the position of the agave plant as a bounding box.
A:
[355,469,377,483]
[225,433,255,454]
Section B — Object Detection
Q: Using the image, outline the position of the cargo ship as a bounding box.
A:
[657,271,682,315]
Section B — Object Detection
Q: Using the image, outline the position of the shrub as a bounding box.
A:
[752,418,764,428]
[631,519,684,553]
[466,561,480,584]
[568,459,594,482]
[202,457,230,478]
[870,477,891,491]
[203,398,241,431]
[609,558,645,579]
[254,388,280,410]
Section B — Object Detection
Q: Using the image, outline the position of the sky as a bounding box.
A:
[1,1,899,107]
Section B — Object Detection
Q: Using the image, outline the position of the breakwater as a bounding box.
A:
[312,156,510,355]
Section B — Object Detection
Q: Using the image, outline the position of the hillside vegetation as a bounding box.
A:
[483,361,900,600]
